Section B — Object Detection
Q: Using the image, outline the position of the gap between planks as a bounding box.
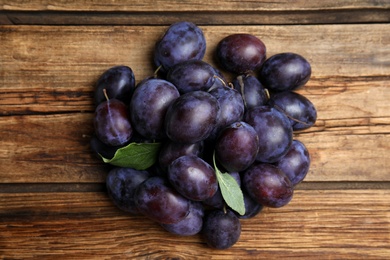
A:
[1,9,390,26]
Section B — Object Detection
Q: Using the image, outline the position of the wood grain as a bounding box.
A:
[1,190,389,259]
[0,1,390,258]
[2,10,389,26]
[1,24,389,114]
[0,0,390,12]
[1,0,389,25]
[0,24,389,183]
[0,112,389,183]
[1,0,389,12]
[0,114,109,183]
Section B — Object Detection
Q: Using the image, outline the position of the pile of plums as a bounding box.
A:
[90,21,316,249]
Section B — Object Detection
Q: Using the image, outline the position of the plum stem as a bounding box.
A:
[213,74,227,87]
[236,75,248,109]
[264,88,270,100]
[223,205,227,214]
[154,65,163,78]
[103,89,110,101]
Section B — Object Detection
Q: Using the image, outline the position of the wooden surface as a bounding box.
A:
[1,1,390,259]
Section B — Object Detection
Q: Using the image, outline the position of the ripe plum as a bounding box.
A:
[94,98,133,146]
[202,209,241,249]
[134,176,190,224]
[94,65,135,105]
[168,155,218,201]
[130,78,180,139]
[275,140,310,186]
[244,106,293,163]
[167,60,217,94]
[243,163,293,208]
[154,21,206,72]
[270,91,317,131]
[215,121,259,172]
[106,167,150,214]
[216,33,266,74]
[259,52,311,92]
[165,91,220,143]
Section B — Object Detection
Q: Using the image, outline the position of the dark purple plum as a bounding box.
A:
[130,78,180,139]
[202,209,241,249]
[243,163,293,208]
[160,201,205,236]
[259,52,311,92]
[106,167,150,214]
[165,91,220,144]
[167,60,217,94]
[275,140,310,186]
[244,106,293,163]
[94,98,133,146]
[94,65,135,105]
[134,176,190,224]
[154,21,206,72]
[270,91,317,131]
[216,33,266,74]
[158,140,203,172]
[208,86,245,141]
[215,121,259,172]
[168,155,218,201]
[231,74,268,110]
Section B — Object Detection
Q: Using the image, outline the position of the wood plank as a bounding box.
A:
[0,2,388,259]
[1,0,389,12]
[0,24,389,183]
[2,9,390,25]
[0,113,389,183]
[0,114,109,183]
[2,0,388,25]
[298,129,390,182]
[1,190,389,259]
[1,24,389,114]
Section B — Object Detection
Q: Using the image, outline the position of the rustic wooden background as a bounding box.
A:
[1,1,390,259]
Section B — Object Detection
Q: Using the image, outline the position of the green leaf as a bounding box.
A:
[100,142,162,170]
[213,152,245,215]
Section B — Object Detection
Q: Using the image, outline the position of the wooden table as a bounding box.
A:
[1,1,389,259]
